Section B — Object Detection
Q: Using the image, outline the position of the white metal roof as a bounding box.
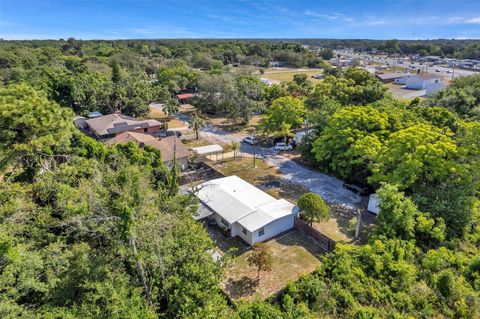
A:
[195,176,298,231]
[191,144,223,156]
[237,199,299,232]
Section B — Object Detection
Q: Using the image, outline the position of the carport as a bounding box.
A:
[191,144,224,161]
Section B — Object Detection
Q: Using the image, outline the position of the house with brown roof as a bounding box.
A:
[105,131,190,169]
[375,72,411,84]
[85,113,162,140]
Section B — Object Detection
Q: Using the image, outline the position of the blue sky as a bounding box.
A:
[1,0,480,40]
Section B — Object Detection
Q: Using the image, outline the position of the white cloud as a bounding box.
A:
[304,10,354,23]
[466,16,480,24]
[448,16,480,24]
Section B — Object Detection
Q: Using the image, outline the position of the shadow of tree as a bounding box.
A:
[225,276,260,299]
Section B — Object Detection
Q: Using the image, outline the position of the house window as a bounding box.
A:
[258,227,265,236]
[242,227,247,235]
[221,218,229,227]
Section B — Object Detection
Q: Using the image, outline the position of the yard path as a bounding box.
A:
[199,124,364,209]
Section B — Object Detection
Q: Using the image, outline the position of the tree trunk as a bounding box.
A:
[130,236,153,306]
[195,127,199,140]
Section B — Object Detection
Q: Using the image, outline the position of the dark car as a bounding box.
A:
[343,183,370,196]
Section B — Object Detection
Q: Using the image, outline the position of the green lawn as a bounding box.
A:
[260,70,322,83]
[222,230,322,301]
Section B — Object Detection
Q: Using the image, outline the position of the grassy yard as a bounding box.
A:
[260,70,322,83]
[313,206,377,244]
[206,114,263,136]
[223,230,322,301]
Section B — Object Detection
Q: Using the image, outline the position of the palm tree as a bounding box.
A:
[230,141,240,160]
[189,114,205,140]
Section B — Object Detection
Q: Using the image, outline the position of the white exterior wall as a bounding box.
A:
[236,224,253,245]
[250,214,295,245]
[425,82,446,96]
[213,213,231,232]
[367,194,380,215]
[394,76,412,85]
[406,77,442,90]
[406,76,426,89]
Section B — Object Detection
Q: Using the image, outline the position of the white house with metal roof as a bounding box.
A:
[194,176,299,245]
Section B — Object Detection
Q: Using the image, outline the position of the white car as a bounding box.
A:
[274,142,293,151]
[243,136,258,145]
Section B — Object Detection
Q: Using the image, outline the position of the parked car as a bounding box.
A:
[435,69,441,72]
[159,130,181,138]
[342,183,370,196]
[274,142,293,151]
[447,70,451,73]
[243,136,258,145]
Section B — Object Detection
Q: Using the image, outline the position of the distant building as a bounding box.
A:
[375,72,410,84]
[106,131,190,169]
[405,74,443,90]
[269,61,287,67]
[175,93,194,104]
[85,113,162,140]
[329,58,352,66]
[87,111,103,118]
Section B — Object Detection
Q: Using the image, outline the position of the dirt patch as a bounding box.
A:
[223,230,323,301]
[312,205,377,244]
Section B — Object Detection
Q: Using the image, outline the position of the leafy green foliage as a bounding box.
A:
[312,106,390,183]
[298,193,330,225]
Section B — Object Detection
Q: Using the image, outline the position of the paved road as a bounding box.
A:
[199,125,364,209]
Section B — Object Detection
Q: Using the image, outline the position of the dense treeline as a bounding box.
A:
[298,38,480,58]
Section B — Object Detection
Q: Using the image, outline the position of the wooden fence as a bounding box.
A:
[294,218,336,253]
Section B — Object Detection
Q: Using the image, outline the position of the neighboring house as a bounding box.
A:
[195,176,299,245]
[105,131,190,169]
[269,61,287,67]
[73,115,87,129]
[87,111,103,118]
[175,93,194,104]
[329,58,352,66]
[375,72,410,84]
[405,74,443,90]
[85,113,162,140]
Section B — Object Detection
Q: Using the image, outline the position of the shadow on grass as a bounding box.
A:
[273,229,326,260]
[224,276,260,299]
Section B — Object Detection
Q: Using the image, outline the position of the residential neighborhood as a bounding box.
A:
[2,1,480,318]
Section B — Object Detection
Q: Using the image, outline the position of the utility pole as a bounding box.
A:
[452,62,455,80]
[252,130,256,169]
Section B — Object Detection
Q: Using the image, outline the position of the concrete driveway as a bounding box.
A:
[199,125,364,209]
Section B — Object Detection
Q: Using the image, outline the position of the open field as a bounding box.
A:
[260,69,323,83]
[222,230,323,301]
